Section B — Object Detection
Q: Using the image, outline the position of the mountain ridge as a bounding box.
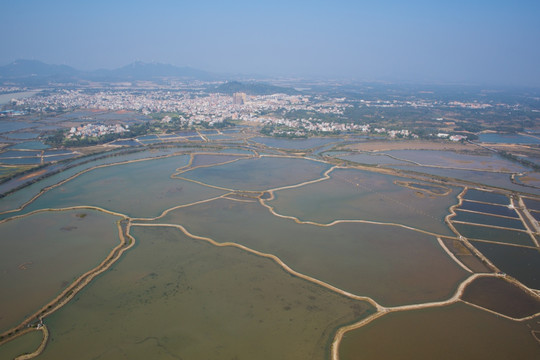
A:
[0,59,219,83]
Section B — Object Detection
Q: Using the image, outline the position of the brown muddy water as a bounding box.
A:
[0,209,121,332]
[339,302,540,360]
[153,198,467,306]
[39,226,373,360]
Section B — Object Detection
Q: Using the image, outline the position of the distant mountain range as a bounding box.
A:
[0,59,219,84]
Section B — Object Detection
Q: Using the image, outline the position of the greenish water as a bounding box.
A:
[40,226,372,360]
[269,168,458,236]
[3,132,40,140]
[153,198,467,306]
[1,140,538,359]
[477,133,540,145]
[339,302,540,360]
[0,157,42,165]
[0,329,43,359]
[9,141,50,150]
[0,150,41,158]
[180,156,331,191]
[337,152,409,165]
[0,209,121,332]
[0,149,186,214]
[22,155,228,218]
[385,149,528,172]
[251,137,340,150]
[390,165,540,195]
[189,153,247,168]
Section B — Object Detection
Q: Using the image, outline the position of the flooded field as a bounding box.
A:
[39,226,372,360]
[0,209,121,332]
[339,303,540,360]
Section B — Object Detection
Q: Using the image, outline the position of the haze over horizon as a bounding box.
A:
[1,0,539,87]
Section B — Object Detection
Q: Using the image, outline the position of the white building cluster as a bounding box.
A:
[68,123,128,138]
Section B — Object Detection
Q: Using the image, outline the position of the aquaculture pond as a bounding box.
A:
[451,210,526,230]
[462,189,510,205]
[150,198,467,306]
[268,168,458,236]
[477,133,540,145]
[250,136,340,150]
[0,209,121,332]
[21,155,228,219]
[39,226,372,360]
[471,241,540,290]
[458,201,518,218]
[339,303,539,360]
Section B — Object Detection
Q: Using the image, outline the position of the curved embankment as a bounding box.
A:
[132,222,383,311]
[0,207,135,357]
[444,187,500,272]
[0,146,254,216]
[13,325,48,360]
[3,146,539,359]
[0,151,193,216]
[330,272,540,360]
[132,222,538,360]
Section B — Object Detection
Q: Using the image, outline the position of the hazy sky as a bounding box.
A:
[1,0,539,86]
